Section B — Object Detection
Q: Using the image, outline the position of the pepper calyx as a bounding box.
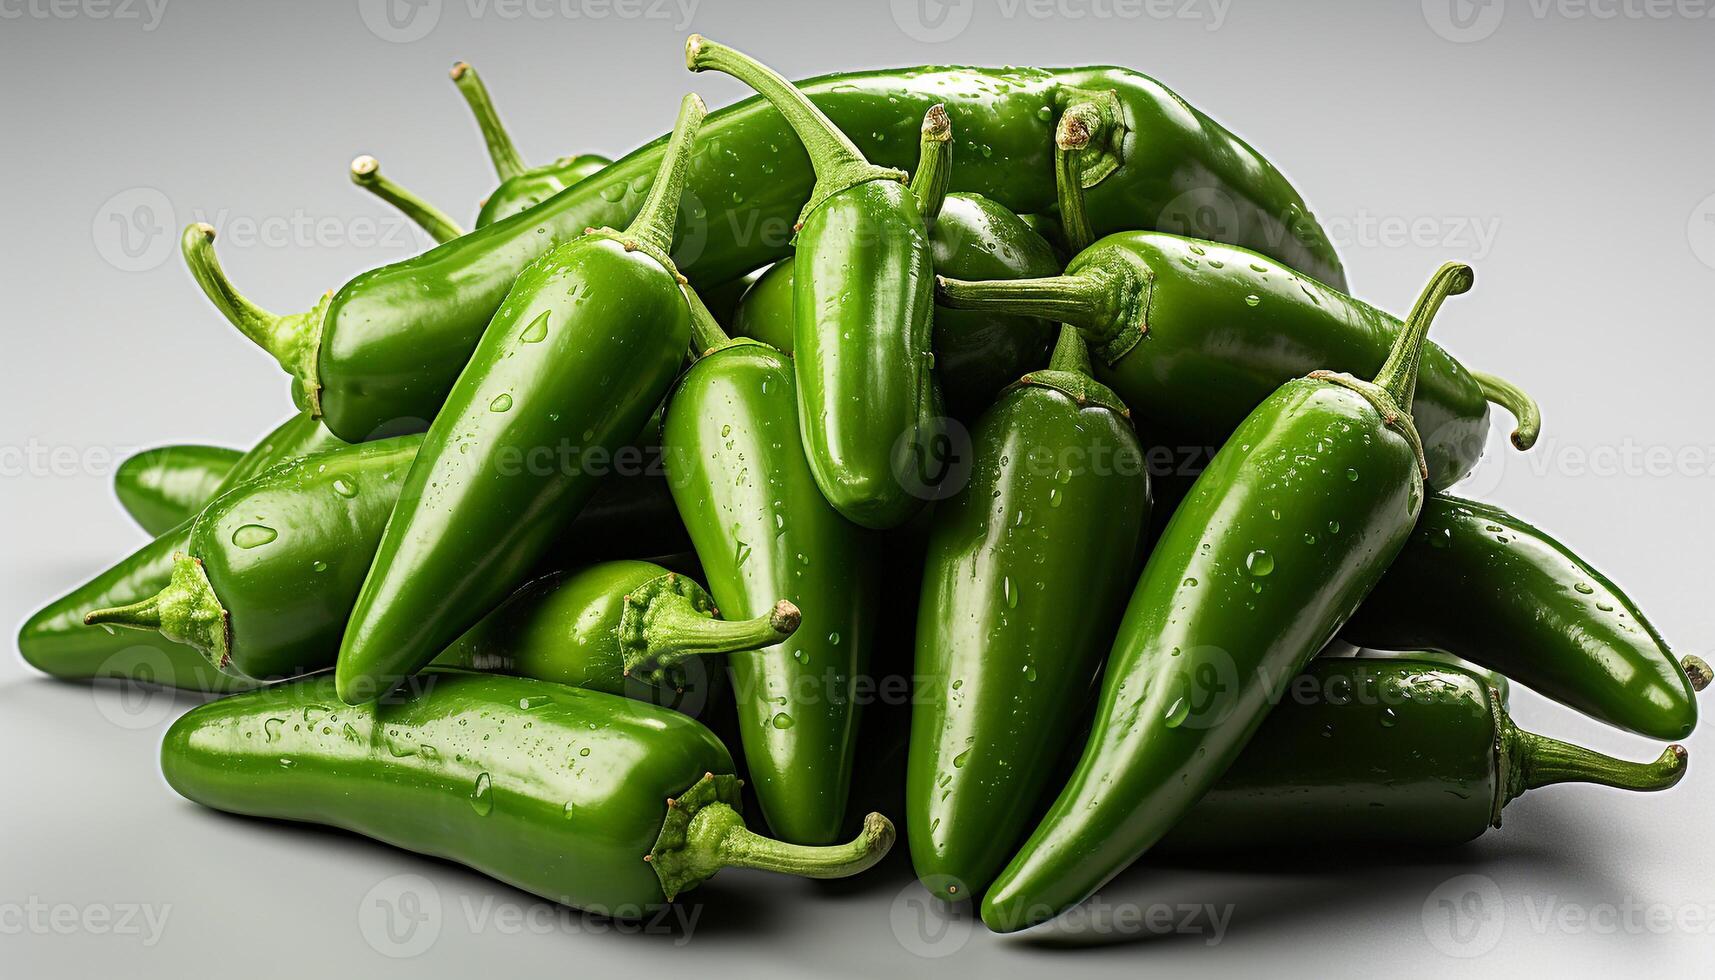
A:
[647,773,746,901]
[1003,369,1131,421]
[1308,370,1430,481]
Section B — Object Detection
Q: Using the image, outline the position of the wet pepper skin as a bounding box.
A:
[113,445,240,536]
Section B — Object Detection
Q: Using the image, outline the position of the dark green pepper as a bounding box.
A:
[908,328,1151,901]
[335,95,707,703]
[18,411,345,692]
[663,301,879,844]
[983,263,1471,932]
[732,105,1062,424]
[1344,494,1705,740]
[198,57,1341,443]
[114,444,240,536]
[687,37,935,529]
[1159,658,1687,852]
[1330,646,1512,706]
[161,671,895,912]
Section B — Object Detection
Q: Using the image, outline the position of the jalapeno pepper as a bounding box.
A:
[1343,494,1705,740]
[982,263,1472,932]
[1326,646,1512,705]
[161,670,895,913]
[197,56,1340,441]
[732,106,1062,424]
[450,61,613,227]
[663,293,879,843]
[18,412,345,692]
[937,231,1538,490]
[114,444,240,537]
[907,325,1151,901]
[87,426,707,683]
[1159,658,1687,852]
[334,95,707,704]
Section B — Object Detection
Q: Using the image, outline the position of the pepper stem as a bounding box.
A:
[1470,370,1542,451]
[450,61,528,182]
[684,284,732,357]
[1047,324,1093,376]
[618,573,800,686]
[349,156,465,245]
[620,93,707,258]
[1054,103,1103,253]
[685,36,901,219]
[1372,262,1475,413]
[1682,655,1711,692]
[909,104,952,225]
[1506,725,1686,803]
[936,271,1121,338]
[83,554,231,671]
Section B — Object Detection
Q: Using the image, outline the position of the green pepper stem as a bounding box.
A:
[1682,655,1711,692]
[1372,262,1475,413]
[634,594,801,673]
[1047,324,1093,376]
[684,284,732,356]
[450,61,528,182]
[696,805,895,879]
[909,104,952,225]
[83,554,231,670]
[1054,103,1103,253]
[686,36,899,217]
[937,271,1120,339]
[1470,370,1542,451]
[621,93,707,257]
[349,155,465,245]
[1507,727,1686,802]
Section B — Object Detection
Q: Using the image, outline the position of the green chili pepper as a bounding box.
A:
[161,671,895,912]
[937,230,1537,491]
[334,95,707,704]
[450,61,613,227]
[348,155,466,245]
[114,444,240,537]
[907,325,1151,901]
[1328,646,1513,705]
[1343,494,1705,740]
[686,37,936,529]
[663,291,879,844]
[87,428,703,683]
[1158,658,1687,852]
[732,105,1062,424]
[982,263,1473,932]
[197,56,1340,442]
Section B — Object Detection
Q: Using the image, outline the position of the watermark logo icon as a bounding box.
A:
[889,878,975,958]
[358,874,442,958]
[93,187,174,272]
[1423,0,1505,42]
[1423,873,1505,957]
[92,647,183,730]
[1689,193,1715,270]
[891,0,975,42]
[358,0,442,43]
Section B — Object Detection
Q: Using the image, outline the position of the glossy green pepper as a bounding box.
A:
[114,444,240,536]
[1327,646,1512,706]
[1159,658,1687,852]
[983,263,1472,932]
[908,328,1151,901]
[199,56,1341,442]
[733,106,1062,424]
[335,95,706,704]
[161,671,895,912]
[1344,494,1706,740]
[937,231,1538,491]
[663,299,879,844]
[687,37,935,529]
[18,411,345,692]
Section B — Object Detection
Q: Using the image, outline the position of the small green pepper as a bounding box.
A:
[1159,657,1687,851]
[161,671,895,912]
[335,94,707,704]
[114,444,240,537]
[689,37,936,529]
[983,263,1472,932]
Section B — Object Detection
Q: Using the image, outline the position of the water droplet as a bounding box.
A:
[489,393,513,413]
[1327,520,1341,535]
[1574,582,1594,594]
[1246,550,1275,576]
[331,478,358,498]
[953,748,972,768]
[1346,468,1359,482]
[771,712,795,729]
[469,772,494,816]
[1003,576,1019,608]
[579,746,591,757]
[562,801,576,820]
[1164,695,1190,728]
[1182,576,1198,587]
[827,632,841,646]
[263,717,285,742]
[1022,665,1037,682]
[1380,708,1398,728]
[519,695,550,710]
[232,524,277,549]
[519,310,550,343]
[1244,293,1261,307]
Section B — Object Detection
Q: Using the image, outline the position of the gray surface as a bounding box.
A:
[3,0,1712,975]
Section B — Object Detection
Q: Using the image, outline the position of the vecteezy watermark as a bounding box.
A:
[0,0,169,30]
[1323,209,1503,261]
[1689,193,1715,270]
[0,898,172,946]
[92,188,424,272]
[1423,874,1715,957]
[1425,0,1715,43]
[891,0,1230,42]
[890,879,977,958]
[357,0,700,43]
[90,647,191,731]
[357,874,698,957]
[1423,874,1506,957]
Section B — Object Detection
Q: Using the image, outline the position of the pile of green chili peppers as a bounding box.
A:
[19,37,1706,936]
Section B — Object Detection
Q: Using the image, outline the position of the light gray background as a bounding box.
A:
[3,0,1713,976]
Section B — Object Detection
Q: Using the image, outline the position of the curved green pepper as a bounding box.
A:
[1344,494,1704,740]
[161,671,895,912]
[983,264,1472,932]
[688,37,935,529]
[663,305,879,843]
[908,328,1151,901]
[196,56,1341,442]
[1159,658,1687,852]
[18,411,345,692]
[733,106,1062,424]
[334,95,707,704]
[937,230,1539,491]
[114,444,239,536]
